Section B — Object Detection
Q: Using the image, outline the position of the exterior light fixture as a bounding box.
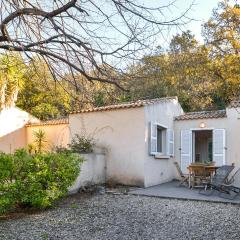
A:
[199,122,206,128]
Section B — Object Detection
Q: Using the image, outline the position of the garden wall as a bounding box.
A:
[0,127,26,153]
[26,123,70,150]
[69,153,106,194]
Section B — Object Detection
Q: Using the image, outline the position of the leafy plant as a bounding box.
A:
[69,134,95,154]
[0,149,83,215]
[26,143,36,155]
[33,129,47,153]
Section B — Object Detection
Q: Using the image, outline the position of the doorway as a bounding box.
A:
[193,130,213,163]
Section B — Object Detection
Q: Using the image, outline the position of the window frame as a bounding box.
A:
[150,122,168,156]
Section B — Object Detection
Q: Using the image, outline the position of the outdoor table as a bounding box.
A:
[187,164,219,188]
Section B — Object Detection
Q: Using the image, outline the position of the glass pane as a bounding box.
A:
[157,128,162,153]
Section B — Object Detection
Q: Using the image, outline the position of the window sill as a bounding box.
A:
[154,154,171,159]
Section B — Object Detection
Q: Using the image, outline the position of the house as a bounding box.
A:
[69,97,240,187]
[1,97,240,188]
[69,97,183,187]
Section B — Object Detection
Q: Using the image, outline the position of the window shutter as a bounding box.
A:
[180,130,192,174]
[213,129,226,166]
[149,122,157,155]
[167,129,174,156]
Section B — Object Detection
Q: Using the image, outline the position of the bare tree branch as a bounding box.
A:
[0,0,194,89]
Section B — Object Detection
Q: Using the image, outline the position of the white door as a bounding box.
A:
[180,130,192,173]
[213,129,226,166]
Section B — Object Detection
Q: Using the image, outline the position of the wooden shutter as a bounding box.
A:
[167,129,174,156]
[213,129,226,166]
[149,122,157,155]
[180,130,192,174]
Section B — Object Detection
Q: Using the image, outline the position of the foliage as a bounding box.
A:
[26,143,36,155]
[203,1,240,103]
[0,149,83,215]
[69,134,95,154]
[16,60,73,120]
[115,2,240,111]
[0,54,26,109]
[1,1,239,115]
[0,1,191,89]
[33,129,47,153]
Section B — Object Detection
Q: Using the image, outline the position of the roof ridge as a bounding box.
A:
[184,109,226,114]
[70,96,178,114]
[175,109,226,121]
[26,117,69,127]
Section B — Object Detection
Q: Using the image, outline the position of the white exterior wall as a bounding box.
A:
[143,99,183,187]
[225,107,240,169]
[69,153,106,194]
[69,108,146,186]
[0,127,26,153]
[0,107,39,153]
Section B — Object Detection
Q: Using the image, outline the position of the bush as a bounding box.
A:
[0,149,83,215]
[68,134,95,153]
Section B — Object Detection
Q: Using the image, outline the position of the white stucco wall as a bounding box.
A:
[0,127,26,153]
[143,99,183,187]
[0,107,39,153]
[69,153,106,194]
[69,107,146,186]
[0,107,39,137]
[225,107,240,169]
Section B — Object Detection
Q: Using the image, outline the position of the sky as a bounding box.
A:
[181,0,237,42]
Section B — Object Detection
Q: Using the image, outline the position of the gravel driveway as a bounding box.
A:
[0,193,240,240]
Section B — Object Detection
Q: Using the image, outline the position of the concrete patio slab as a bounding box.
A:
[129,181,240,204]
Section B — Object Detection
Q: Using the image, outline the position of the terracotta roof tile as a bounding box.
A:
[26,118,68,127]
[228,99,240,108]
[70,97,178,114]
[175,110,226,121]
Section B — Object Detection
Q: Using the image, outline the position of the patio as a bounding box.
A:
[130,180,240,204]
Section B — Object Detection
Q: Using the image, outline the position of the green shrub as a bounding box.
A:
[69,134,95,153]
[33,129,47,153]
[0,149,83,215]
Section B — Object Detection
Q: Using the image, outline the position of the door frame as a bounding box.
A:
[190,128,214,163]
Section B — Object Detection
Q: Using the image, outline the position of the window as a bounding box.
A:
[208,138,213,162]
[150,122,174,156]
[157,126,164,153]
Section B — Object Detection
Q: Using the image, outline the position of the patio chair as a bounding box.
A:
[219,168,240,200]
[174,162,189,187]
[199,165,235,195]
[189,165,210,188]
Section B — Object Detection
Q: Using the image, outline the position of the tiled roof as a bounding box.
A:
[228,99,240,108]
[70,97,177,114]
[26,118,69,127]
[175,110,226,121]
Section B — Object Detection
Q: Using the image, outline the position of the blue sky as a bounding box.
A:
[186,0,221,41]
[182,0,237,42]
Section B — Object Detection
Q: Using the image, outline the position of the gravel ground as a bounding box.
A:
[0,193,240,240]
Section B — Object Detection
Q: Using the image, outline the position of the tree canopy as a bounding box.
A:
[0,1,239,118]
[0,0,192,89]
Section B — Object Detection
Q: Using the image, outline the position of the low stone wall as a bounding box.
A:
[68,153,106,194]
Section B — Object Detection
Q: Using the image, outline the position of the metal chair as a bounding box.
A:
[199,165,235,195]
[220,168,240,199]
